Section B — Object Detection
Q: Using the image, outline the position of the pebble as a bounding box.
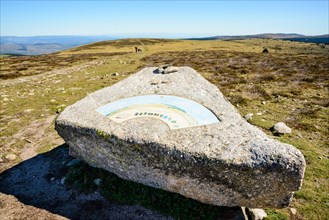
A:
[155,64,179,74]
[163,66,179,74]
[3,98,9,102]
[60,177,66,185]
[248,208,267,220]
[24,109,34,113]
[271,122,292,135]
[50,99,56,103]
[261,101,266,105]
[111,72,119,76]
[290,208,297,215]
[256,112,262,116]
[50,177,56,182]
[5,154,17,161]
[93,178,102,186]
[244,113,253,121]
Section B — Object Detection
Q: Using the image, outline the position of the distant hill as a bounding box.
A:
[187,33,329,44]
[0,35,115,55]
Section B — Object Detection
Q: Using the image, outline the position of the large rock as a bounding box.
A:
[55,67,306,208]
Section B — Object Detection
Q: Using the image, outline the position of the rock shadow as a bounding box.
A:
[0,144,170,220]
[0,144,246,220]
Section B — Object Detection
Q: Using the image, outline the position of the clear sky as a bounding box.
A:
[1,0,328,37]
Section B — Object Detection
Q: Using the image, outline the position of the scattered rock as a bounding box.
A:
[25,139,33,143]
[50,99,56,103]
[56,67,306,208]
[50,177,56,182]
[290,207,297,215]
[60,177,66,185]
[164,66,179,74]
[256,112,262,116]
[5,154,17,161]
[261,101,266,105]
[3,98,9,102]
[154,64,179,74]
[248,208,267,220]
[244,113,253,121]
[93,179,102,186]
[28,92,35,96]
[271,122,292,135]
[296,133,303,138]
[111,72,119,76]
[24,109,34,113]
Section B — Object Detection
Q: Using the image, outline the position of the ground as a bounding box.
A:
[0,38,328,219]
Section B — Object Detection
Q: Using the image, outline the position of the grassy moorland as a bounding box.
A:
[0,38,328,219]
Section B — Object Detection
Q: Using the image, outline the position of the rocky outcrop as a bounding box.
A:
[56,67,305,208]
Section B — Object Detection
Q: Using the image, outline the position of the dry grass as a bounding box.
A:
[0,52,130,79]
[1,38,328,219]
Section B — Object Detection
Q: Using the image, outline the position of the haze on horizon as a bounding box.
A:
[1,0,328,38]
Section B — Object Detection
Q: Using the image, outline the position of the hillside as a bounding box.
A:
[188,33,329,44]
[0,35,115,55]
[0,38,328,219]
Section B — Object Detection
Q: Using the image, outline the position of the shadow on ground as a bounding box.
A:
[0,144,245,220]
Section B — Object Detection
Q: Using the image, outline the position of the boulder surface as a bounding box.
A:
[56,67,306,208]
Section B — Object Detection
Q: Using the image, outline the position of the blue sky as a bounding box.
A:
[1,1,328,37]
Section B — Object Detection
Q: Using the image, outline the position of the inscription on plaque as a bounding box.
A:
[96,95,219,129]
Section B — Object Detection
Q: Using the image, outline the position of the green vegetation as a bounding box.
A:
[1,38,328,219]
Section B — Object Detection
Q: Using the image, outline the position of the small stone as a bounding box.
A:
[163,66,179,74]
[111,72,119,76]
[248,208,267,220]
[256,112,262,116]
[5,154,17,161]
[28,93,35,96]
[93,178,102,186]
[159,64,171,69]
[296,133,303,138]
[50,99,56,103]
[318,156,322,160]
[244,113,253,121]
[50,177,56,182]
[261,101,266,105]
[155,67,164,74]
[25,139,32,143]
[24,109,34,113]
[155,64,177,74]
[290,208,297,215]
[60,177,66,185]
[271,122,292,135]
[3,98,9,102]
